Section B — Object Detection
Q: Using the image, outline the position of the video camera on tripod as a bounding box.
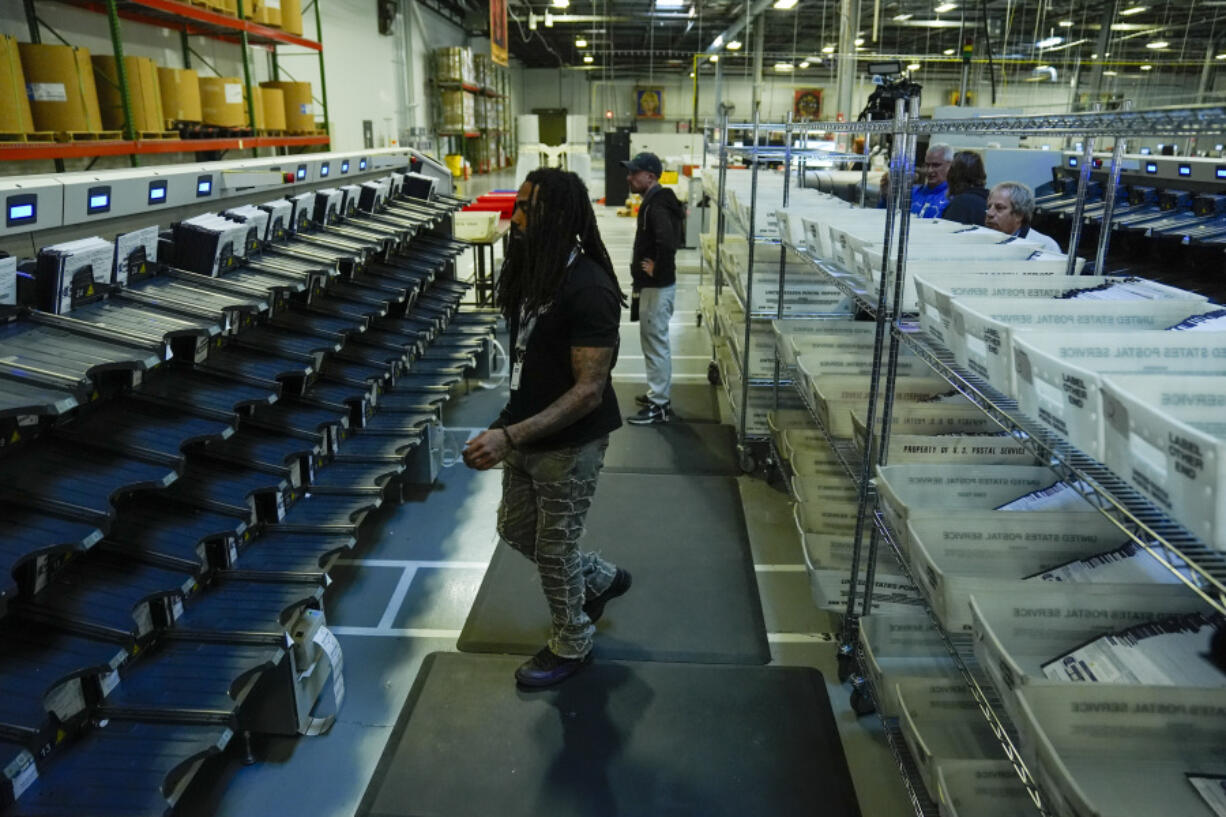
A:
[858,61,922,122]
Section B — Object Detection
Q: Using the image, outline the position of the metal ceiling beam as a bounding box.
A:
[702,0,777,53]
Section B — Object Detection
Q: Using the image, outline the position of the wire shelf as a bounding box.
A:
[895,321,1226,616]
[871,511,1050,817]
[781,241,881,317]
[789,372,868,491]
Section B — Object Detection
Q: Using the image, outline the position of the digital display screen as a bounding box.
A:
[6,193,36,227]
[9,203,33,221]
[148,181,167,203]
[296,165,307,180]
[359,158,367,170]
[1179,164,1192,177]
[1217,166,1226,180]
[1140,147,1152,155]
[196,176,213,197]
[86,185,111,215]
[341,160,350,174]
[320,163,330,177]
[1067,156,1078,168]
[1146,162,1158,174]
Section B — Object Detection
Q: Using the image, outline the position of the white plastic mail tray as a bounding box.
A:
[1101,373,1226,549]
[950,295,1210,397]
[795,511,857,571]
[794,337,923,393]
[875,464,1060,559]
[858,613,959,719]
[793,478,861,535]
[896,678,1002,801]
[766,409,810,458]
[810,375,953,438]
[851,411,1038,467]
[1013,331,1226,462]
[936,760,1035,817]
[805,540,919,616]
[774,319,875,369]
[906,513,1129,633]
[848,403,1003,460]
[913,273,1120,359]
[737,275,854,318]
[859,249,1077,314]
[1014,683,1226,817]
[967,583,1208,727]
[452,211,499,241]
[781,428,839,463]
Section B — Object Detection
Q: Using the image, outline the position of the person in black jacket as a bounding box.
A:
[623,152,685,425]
[942,150,989,226]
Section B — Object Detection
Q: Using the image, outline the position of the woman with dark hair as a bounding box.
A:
[942,150,989,226]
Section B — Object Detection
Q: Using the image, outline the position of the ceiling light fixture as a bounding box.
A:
[709,54,719,62]
[583,54,594,63]
[907,62,921,70]
[943,48,955,55]
[774,62,794,71]
[726,40,742,50]
[1140,64,1152,70]
[712,34,724,47]
[1146,40,1168,49]
[821,45,835,53]
[690,71,696,77]
[575,38,587,47]
[854,37,864,45]
[655,0,685,7]
[1036,35,1064,48]
[1119,5,1147,15]
[934,3,957,13]
[798,60,810,68]
[551,0,568,7]
[1218,53,1226,60]
[1103,69,1118,75]
[1058,20,1074,27]
[893,12,913,20]
[773,0,799,10]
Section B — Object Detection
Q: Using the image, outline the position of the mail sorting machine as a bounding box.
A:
[0,157,500,816]
[1034,153,1226,292]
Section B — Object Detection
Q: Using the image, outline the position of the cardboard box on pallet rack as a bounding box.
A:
[18,43,104,135]
[158,67,202,123]
[0,34,36,136]
[93,55,165,134]
[199,76,247,128]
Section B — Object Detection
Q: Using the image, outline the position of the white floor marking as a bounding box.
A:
[767,632,838,643]
[376,566,419,630]
[754,564,808,572]
[329,626,464,639]
[334,559,490,569]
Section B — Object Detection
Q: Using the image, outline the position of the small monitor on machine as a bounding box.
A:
[320,162,330,177]
[341,160,350,174]
[196,175,213,197]
[6,195,36,227]
[148,180,168,203]
[1145,162,1159,174]
[87,186,111,215]
[296,165,307,181]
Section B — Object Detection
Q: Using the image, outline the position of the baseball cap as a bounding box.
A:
[621,152,663,176]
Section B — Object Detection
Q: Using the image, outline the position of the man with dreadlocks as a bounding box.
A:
[463,168,633,688]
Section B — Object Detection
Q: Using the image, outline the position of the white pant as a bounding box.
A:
[638,285,675,406]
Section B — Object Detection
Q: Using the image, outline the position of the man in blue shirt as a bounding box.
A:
[879,143,953,218]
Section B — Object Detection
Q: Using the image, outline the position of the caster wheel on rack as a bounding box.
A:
[849,686,876,717]
[707,361,721,385]
[836,651,856,683]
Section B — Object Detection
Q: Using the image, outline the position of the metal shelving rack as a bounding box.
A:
[701,112,866,472]
[747,101,1226,817]
[15,0,330,168]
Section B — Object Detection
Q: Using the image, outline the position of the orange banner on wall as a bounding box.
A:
[490,0,508,66]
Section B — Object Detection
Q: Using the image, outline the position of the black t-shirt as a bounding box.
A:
[500,254,622,450]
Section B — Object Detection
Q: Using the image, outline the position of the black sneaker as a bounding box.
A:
[627,402,669,425]
[634,393,651,407]
[584,568,633,623]
[514,646,591,687]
